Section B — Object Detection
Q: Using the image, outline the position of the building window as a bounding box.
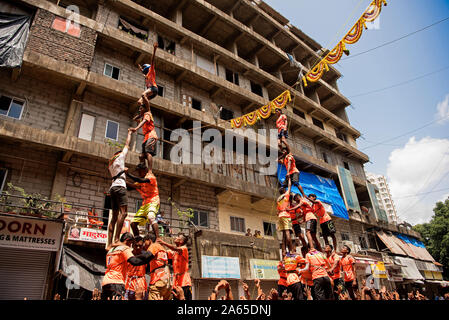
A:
[192,98,202,111]
[302,145,313,156]
[263,222,277,237]
[118,17,148,41]
[190,210,209,228]
[341,232,350,241]
[250,81,263,97]
[343,161,350,171]
[135,198,143,211]
[322,152,330,164]
[335,130,348,143]
[78,113,95,141]
[293,108,305,119]
[359,236,368,249]
[51,16,80,37]
[0,95,24,120]
[225,69,239,86]
[0,168,8,193]
[157,35,175,54]
[312,117,324,130]
[105,120,119,141]
[157,85,164,97]
[220,107,234,121]
[104,63,120,80]
[230,216,245,233]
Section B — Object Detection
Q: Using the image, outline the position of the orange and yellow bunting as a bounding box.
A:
[230,90,291,128]
[302,0,387,87]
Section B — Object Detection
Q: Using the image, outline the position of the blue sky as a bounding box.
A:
[265,0,449,224]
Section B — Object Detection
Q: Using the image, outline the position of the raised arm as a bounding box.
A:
[127,250,154,266]
[157,238,182,254]
[150,42,158,66]
[125,170,150,184]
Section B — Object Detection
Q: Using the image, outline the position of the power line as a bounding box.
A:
[394,187,449,199]
[361,135,449,149]
[341,16,449,61]
[348,65,449,98]
[361,114,449,151]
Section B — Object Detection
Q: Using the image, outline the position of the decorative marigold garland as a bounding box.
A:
[302,0,387,87]
[229,90,291,128]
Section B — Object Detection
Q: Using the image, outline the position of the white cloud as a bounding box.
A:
[436,94,449,124]
[386,136,449,225]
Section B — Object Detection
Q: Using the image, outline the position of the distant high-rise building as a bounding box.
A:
[367,173,399,224]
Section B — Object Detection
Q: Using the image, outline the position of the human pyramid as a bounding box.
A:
[275,108,359,300]
[99,43,357,301]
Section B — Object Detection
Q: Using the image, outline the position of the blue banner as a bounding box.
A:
[394,233,425,248]
[201,255,241,279]
[277,163,349,220]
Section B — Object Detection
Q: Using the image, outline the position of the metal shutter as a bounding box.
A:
[0,247,51,300]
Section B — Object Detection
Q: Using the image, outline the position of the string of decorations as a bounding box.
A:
[302,0,387,86]
[230,90,291,128]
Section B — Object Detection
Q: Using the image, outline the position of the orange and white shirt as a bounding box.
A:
[277,261,288,287]
[102,245,134,286]
[341,255,356,282]
[277,193,291,218]
[276,114,287,133]
[145,64,157,88]
[142,111,158,143]
[327,253,342,280]
[134,171,160,205]
[148,243,169,285]
[283,154,299,176]
[125,262,147,292]
[299,268,314,287]
[301,201,317,222]
[168,246,192,287]
[306,250,331,280]
[312,200,331,224]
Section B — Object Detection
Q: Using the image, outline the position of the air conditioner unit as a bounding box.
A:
[342,240,355,253]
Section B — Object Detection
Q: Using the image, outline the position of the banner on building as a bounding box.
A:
[337,166,361,213]
[201,255,240,279]
[68,226,108,244]
[0,214,63,251]
[249,259,279,280]
[370,261,388,279]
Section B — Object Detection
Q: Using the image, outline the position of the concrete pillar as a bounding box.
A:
[50,163,69,200]
[63,98,83,136]
[253,55,259,68]
[174,9,182,25]
[231,42,238,56]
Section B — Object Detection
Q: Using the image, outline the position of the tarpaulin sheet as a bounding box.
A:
[392,256,424,280]
[394,233,435,262]
[277,164,349,220]
[0,12,30,68]
[61,246,105,292]
[376,231,406,256]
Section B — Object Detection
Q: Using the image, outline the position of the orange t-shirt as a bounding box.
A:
[327,253,342,280]
[306,250,331,280]
[288,207,299,225]
[277,262,288,287]
[102,246,134,286]
[125,262,147,292]
[341,255,356,282]
[276,114,287,132]
[142,111,158,143]
[134,171,160,204]
[312,201,331,224]
[283,154,299,176]
[299,269,314,286]
[168,246,192,287]
[301,201,317,222]
[277,193,290,218]
[145,64,157,88]
[148,243,169,285]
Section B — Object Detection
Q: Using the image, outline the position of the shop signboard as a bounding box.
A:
[249,259,279,280]
[370,261,388,279]
[202,255,240,279]
[0,214,62,251]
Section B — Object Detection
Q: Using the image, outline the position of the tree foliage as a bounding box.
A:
[413,198,449,279]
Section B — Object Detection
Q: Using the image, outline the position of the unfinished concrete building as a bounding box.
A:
[1,0,439,300]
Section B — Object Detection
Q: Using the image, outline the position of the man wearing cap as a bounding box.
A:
[125,164,160,239]
[138,42,159,105]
